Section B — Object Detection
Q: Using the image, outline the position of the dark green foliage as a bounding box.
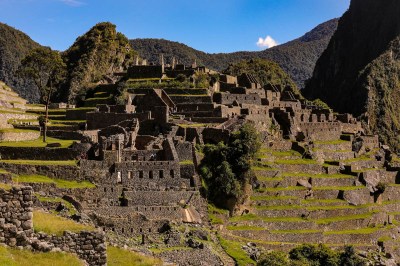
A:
[289,244,339,266]
[304,0,400,151]
[200,123,260,207]
[62,22,137,103]
[0,23,42,102]
[257,251,289,266]
[376,182,386,194]
[130,19,338,88]
[19,47,66,142]
[223,58,301,98]
[339,246,366,266]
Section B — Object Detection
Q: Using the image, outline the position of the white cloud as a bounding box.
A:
[256,35,278,49]
[60,0,85,7]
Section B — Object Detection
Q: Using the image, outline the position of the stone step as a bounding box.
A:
[313,141,353,151]
[318,150,355,161]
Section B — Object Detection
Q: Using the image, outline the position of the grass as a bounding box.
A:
[315,212,376,225]
[227,225,265,231]
[323,227,385,235]
[107,246,162,266]
[313,186,364,191]
[0,128,38,133]
[270,229,321,234]
[33,211,94,236]
[0,245,83,266]
[0,137,75,148]
[280,172,355,179]
[274,159,318,165]
[314,140,350,145]
[177,123,208,128]
[36,195,77,215]
[179,160,194,165]
[0,183,12,190]
[149,246,192,254]
[0,160,77,166]
[256,186,307,193]
[208,204,228,225]
[257,149,302,158]
[13,174,95,189]
[250,195,297,201]
[218,235,255,266]
[230,214,306,223]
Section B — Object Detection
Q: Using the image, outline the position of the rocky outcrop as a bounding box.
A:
[304,0,400,151]
[62,22,136,103]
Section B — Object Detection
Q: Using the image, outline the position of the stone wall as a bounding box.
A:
[0,163,80,181]
[0,130,40,142]
[0,186,106,265]
[0,146,81,161]
[213,93,262,105]
[175,141,193,161]
[86,112,150,130]
[34,231,107,266]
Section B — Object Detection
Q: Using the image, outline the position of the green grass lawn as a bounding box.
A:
[179,160,194,165]
[13,174,95,189]
[0,137,75,148]
[107,246,162,266]
[218,235,255,266]
[0,245,83,266]
[33,211,94,236]
[0,128,38,134]
[0,160,77,166]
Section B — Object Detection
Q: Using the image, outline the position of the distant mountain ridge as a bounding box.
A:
[130,19,339,88]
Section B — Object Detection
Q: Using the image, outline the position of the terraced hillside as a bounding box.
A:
[212,136,400,265]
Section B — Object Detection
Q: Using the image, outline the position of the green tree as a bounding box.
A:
[200,123,260,208]
[19,47,66,142]
[289,244,339,266]
[339,246,366,266]
[257,251,290,266]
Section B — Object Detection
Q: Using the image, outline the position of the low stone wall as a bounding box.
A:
[34,231,107,266]
[0,186,106,265]
[46,130,84,140]
[0,146,81,161]
[0,163,80,181]
[0,130,40,142]
[0,186,34,247]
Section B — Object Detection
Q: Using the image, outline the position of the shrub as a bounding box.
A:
[258,251,289,266]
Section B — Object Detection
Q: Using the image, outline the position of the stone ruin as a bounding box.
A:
[1,58,400,265]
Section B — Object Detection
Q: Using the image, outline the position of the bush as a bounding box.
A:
[376,182,386,194]
[258,251,289,266]
[289,244,339,266]
[200,123,260,207]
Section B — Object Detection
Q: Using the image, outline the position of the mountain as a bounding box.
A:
[130,19,339,88]
[304,0,400,151]
[0,23,42,103]
[61,22,137,103]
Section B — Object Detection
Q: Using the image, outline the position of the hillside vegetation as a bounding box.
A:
[224,58,300,96]
[62,22,137,103]
[304,0,400,151]
[130,19,338,88]
[0,23,42,102]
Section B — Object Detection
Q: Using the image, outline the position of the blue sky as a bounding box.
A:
[0,0,350,53]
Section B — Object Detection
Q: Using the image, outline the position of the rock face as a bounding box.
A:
[0,23,42,102]
[61,22,136,103]
[130,19,339,88]
[304,0,400,150]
